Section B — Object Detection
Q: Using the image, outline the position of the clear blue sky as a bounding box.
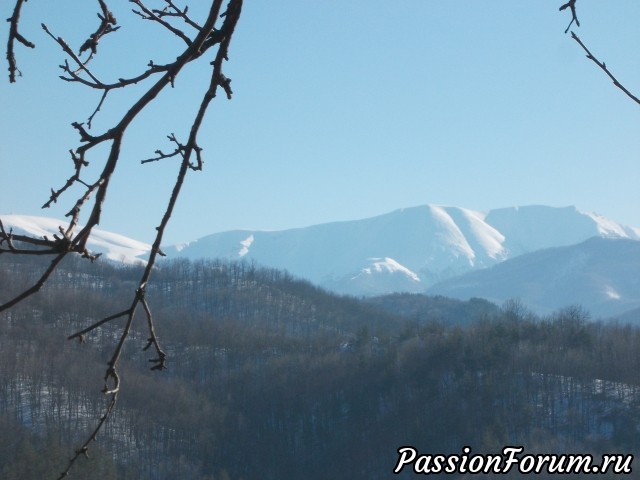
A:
[1,1,638,244]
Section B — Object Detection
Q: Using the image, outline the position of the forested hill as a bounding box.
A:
[0,253,496,341]
[365,293,500,326]
[2,255,640,479]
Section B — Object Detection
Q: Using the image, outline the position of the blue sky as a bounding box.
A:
[1,1,638,244]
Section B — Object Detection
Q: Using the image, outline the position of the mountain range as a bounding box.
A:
[163,205,639,301]
[429,236,640,318]
[2,204,639,318]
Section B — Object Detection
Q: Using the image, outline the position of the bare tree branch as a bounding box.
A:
[141,294,167,371]
[0,252,68,311]
[131,0,192,45]
[559,0,580,34]
[68,309,131,342]
[558,1,638,106]
[570,31,640,106]
[3,1,244,476]
[6,0,35,82]
[157,0,203,32]
[78,0,119,58]
[55,370,119,480]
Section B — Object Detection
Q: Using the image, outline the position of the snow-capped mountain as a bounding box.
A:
[165,204,639,296]
[0,215,150,264]
[163,204,511,292]
[2,205,638,317]
[429,237,640,319]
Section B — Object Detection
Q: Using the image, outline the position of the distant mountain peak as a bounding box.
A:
[2,205,638,313]
[159,203,638,298]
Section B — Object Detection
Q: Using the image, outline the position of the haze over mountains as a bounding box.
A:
[2,204,639,318]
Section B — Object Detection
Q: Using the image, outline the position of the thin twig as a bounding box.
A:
[559,0,580,34]
[4,2,245,477]
[159,1,203,31]
[67,309,130,341]
[55,377,119,480]
[140,295,167,370]
[87,90,109,129]
[78,0,119,57]
[131,0,192,46]
[6,0,35,82]
[42,24,103,85]
[0,252,68,312]
[571,31,640,106]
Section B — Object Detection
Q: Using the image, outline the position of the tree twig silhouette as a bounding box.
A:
[570,31,640,106]
[3,1,244,477]
[559,0,638,106]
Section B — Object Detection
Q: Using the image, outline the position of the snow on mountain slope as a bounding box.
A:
[163,205,514,292]
[484,205,640,256]
[3,205,638,301]
[0,215,150,264]
[358,258,421,283]
[585,211,640,238]
[428,237,640,318]
[165,204,638,296]
[437,206,506,261]
[324,257,423,296]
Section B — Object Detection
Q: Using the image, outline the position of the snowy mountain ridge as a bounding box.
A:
[161,204,639,296]
[0,214,150,264]
[1,205,638,303]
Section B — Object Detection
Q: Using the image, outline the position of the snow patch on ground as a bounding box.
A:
[238,234,254,257]
[173,242,192,253]
[604,285,621,300]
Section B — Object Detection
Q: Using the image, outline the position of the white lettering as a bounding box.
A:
[393,447,416,474]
